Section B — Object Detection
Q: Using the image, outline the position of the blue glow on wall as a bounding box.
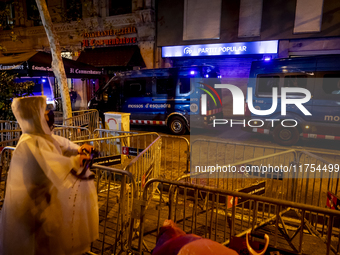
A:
[162,40,278,58]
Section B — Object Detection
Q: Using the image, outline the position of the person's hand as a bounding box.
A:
[79,154,91,167]
[78,144,94,155]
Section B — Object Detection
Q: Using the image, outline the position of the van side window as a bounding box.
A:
[124,79,146,96]
[179,78,191,94]
[156,78,176,94]
[322,74,340,95]
[284,75,307,88]
[257,75,280,95]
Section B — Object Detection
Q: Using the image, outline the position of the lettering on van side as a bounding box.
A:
[325,115,340,121]
[146,104,171,109]
[128,104,171,109]
[128,104,144,108]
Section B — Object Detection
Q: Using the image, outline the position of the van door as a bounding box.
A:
[312,71,340,136]
[121,77,153,121]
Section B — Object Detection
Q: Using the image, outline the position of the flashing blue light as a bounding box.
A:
[42,79,46,82]
[218,75,222,79]
[205,74,209,78]
[264,57,271,61]
[190,71,196,75]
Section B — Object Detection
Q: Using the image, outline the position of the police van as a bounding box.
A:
[88,66,223,135]
[245,55,340,145]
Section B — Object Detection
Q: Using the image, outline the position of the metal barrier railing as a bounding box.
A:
[74,132,160,160]
[136,178,340,255]
[89,164,137,255]
[53,125,92,141]
[0,121,21,148]
[124,136,162,198]
[0,129,21,148]
[63,109,99,132]
[0,147,15,207]
[0,120,20,131]
[93,128,138,138]
[160,135,190,180]
[190,140,294,190]
[187,149,297,201]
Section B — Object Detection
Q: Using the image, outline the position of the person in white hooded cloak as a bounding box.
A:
[0,96,99,255]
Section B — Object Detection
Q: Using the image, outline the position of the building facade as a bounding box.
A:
[0,0,156,110]
[157,0,340,116]
[0,0,155,68]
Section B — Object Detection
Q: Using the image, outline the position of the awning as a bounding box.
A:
[76,46,146,68]
[0,51,103,78]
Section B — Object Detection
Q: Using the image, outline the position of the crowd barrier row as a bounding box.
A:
[1,127,340,254]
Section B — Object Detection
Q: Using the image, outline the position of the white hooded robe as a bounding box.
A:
[0,96,98,255]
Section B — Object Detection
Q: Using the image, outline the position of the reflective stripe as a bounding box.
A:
[206,108,222,116]
[252,128,269,134]
[302,133,340,140]
[130,120,166,125]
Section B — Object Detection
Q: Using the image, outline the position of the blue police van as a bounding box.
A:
[88,66,223,135]
[245,55,340,145]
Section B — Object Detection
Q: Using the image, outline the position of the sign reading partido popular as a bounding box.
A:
[161,40,278,57]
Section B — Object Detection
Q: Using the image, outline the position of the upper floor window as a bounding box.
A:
[0,1,15,30]
[26,0,42,26]
[66,0,82,21]
[109,0,132,16]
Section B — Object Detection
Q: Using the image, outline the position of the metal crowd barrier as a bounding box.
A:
[0,120,20,131]
[160,135,190,180]
[53,125,92,141]
[93,128,138,138]
[63,109,100,132]
[89,164,138,255]
[0,121,21,148]
[190,140,294,193]
[135,178,340,255]
[124,135,162,198]
[0,147,15,207]
[74,133,160,166]
[0,129,21,148]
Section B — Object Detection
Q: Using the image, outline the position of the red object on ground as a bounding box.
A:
[152,220,238,255]
[178,239,238,255]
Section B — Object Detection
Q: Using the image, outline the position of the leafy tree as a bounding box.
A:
[0,72,34,120]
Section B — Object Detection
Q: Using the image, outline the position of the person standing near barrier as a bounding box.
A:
[0,96,99,255]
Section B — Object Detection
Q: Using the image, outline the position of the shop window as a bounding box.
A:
[322,73,340,95]
[109,0,132,16]
[26,0,42,26]
[257,75,280,95]
[156,78,176,95]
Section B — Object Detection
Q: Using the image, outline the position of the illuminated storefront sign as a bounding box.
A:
[162,40,278,57]
[83,26,136,38]
[81,26,138,48]
[82,37,137,47]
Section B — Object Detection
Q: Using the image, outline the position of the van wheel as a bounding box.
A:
[272,125,300,146]
[169,116,187,135]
